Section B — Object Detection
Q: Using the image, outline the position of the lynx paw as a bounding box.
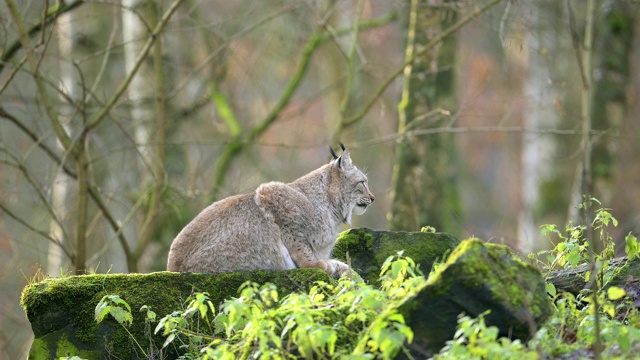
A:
[328,259,349,278]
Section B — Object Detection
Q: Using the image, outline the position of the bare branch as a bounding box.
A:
[86,0,186,132]
[6,0,74,151]
[332,0,366,145]
[0,0,83,75]
[0,107,134,260]
[0,145,70,242]
[343,0,503,128]
[0,202,74,260]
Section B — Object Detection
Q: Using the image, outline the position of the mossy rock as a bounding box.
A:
[333,228,460,285]
[401,239,554,356]
[21,269,333,360]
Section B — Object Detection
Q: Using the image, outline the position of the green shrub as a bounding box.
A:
[95,253,426,359]
[90,199,640,359]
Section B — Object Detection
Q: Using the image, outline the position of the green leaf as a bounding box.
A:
[154,317,167,334]
[108,295,131,312]
[209,87,242,138]
[541,224,556,236]
[421,226,436,233]
[617,328,631,352]
[625,233,639,259]
[95,296,110,322]
[545,283,557,297]
[607,286,627,301]
[603,302,615,318]
[567,252,581,268]
[109,306,133,326]
[163,333,176,348]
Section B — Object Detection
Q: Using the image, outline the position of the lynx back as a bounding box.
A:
[166,146,374,277]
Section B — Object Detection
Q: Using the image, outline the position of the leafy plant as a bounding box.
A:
[94,253,426,359]
[91,200,640,359]
[95,294,153,358]
[435,311,537,360]
[439,199,640,359]
[532,197,624,290]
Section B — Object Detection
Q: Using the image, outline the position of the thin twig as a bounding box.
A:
[0,202,74,260]
[0,145,70,242]
[0,56,27,94]
[0,106,134,261]
[0,0,83,75]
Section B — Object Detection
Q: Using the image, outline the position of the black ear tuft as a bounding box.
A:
[339,142,346,151]
[329,146,338,160]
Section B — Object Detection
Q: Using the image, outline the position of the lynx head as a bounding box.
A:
[328,144,375,224]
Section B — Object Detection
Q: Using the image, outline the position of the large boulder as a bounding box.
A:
[333,228,461,285]
[21,231,552,359]
[401,238,554,356]
[21,269,333,360]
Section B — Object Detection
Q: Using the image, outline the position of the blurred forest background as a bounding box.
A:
[1,0,639,357]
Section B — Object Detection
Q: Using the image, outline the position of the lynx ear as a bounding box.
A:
[329,146,338,160]
[330,143,352,169]
[339,148,352,169]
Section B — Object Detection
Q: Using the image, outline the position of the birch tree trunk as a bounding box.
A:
[122,0,167,272]
[517,2,564,254]
[49,9,79,275]
[123,0,156,176]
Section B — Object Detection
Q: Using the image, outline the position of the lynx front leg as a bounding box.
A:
[301,258,349,278]
[286,237,349,278]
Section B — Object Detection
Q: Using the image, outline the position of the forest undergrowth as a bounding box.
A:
[83,198,640,360]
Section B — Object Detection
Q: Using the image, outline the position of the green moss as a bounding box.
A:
[22,269,334,359]
[334,228,460,286]
[402,238,553,353]
[26,326,104,360]
[335,228,376,254]
[428,239,549,315]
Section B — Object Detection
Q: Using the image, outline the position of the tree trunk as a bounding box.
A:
[123,0,156,176]
[49,9,78,275]
[591,1,635,206]
[546,256,639,296]
[388,0,461,233]
[517,1,565,254]
[122,0,167,272]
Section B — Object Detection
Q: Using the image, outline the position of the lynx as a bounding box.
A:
[166,145,374,277]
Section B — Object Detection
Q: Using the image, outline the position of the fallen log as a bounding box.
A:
[546,256,640,299]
